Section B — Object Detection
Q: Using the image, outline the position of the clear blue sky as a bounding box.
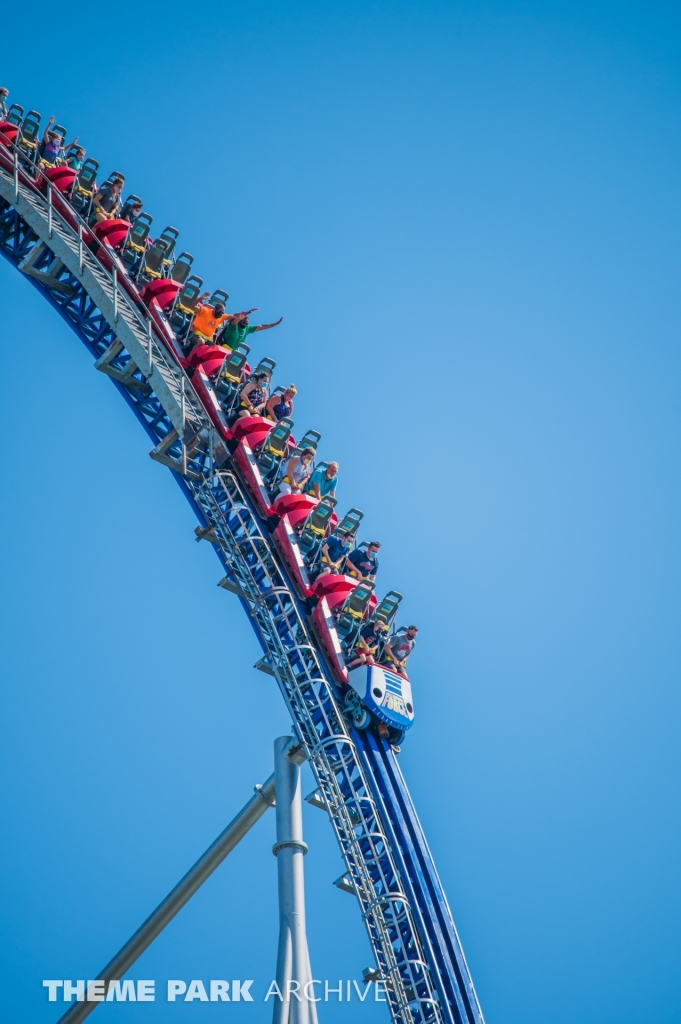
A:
[1,1,680,1022]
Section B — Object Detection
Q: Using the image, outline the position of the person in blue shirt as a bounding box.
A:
[306,462,338,500]
[66,146,86,172]
[321,530,352,573]
[347,541,381,581]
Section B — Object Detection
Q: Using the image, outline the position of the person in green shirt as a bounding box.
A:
[221,312,284,351]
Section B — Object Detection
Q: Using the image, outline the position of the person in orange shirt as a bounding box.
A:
[185,294,253,353]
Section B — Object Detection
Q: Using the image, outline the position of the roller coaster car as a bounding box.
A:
[170,251,193,285]
[93,218,130,250]
[140,226,179,280]
[271,493,321,597]
[17,110,41,161]
[297,497,338,568]
[256,417,295,487]
[41,164,77,193]
[140,277,183,311]
[345,664,414,737]
[310,578,376,684]
[70,158,99,214]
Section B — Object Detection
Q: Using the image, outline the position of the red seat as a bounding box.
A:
[0,122,19,146]
[93,218,130,249]
[42,165,77,193]
[140,277,182,312]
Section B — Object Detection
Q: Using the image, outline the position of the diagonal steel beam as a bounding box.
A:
[55,775,276,1024]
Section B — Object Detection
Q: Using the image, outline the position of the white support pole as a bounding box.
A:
[272,737,318,1024]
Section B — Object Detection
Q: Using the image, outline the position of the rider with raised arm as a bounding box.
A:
[37,117,79,170]
[221,312,284,351]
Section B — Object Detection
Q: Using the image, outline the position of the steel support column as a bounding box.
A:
[272,737,318,1024]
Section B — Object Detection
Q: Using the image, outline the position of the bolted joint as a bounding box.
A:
[272,840,308,857]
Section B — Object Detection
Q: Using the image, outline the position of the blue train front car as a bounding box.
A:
[347,664,415,734]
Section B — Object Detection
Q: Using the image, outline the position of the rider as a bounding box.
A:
[120,198,143,224]
[221,312,284,350]
[381,626,418,679]
[238,371,271,418]
[346,541,380,581]
[306,462,338,501]
[265,384,296,422]
[277,448,315,495]
[346,619,389,671]
[92,175,124,222]
[66,146,86,172]
[0,88,9,121]
[321,530,353,574]
[185,296,251,354]
[37,117,79,169]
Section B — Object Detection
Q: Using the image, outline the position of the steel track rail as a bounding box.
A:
[0,148,484,1024]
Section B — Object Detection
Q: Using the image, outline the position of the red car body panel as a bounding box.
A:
[234,441,274,515]
[312,596,349,684]
[0,122,19,145]
[140,277,182,311]
[42,165,77,193]
[190,367,232,442]
[274,515,312,597]
[93,218,130,250]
